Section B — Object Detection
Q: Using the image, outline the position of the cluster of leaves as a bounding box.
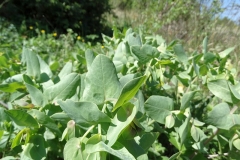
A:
[0,0,111,37]
[1,28,240,160]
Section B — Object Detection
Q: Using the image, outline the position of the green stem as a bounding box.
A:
[98,104,108,135]
[80,125,95,144]
[148,119,155,126]
[144,59,153,78]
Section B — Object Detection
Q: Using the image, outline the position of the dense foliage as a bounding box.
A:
[0,0,111,36]
[1,27,240,159]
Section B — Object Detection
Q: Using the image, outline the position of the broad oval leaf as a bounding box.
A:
[205,103,240,130]
[81,54,121,105]
[233,135,240,150]
[107,103,137,147]
[173,44,188,64]
[208,79,239,104]
[58,62,73,79]
[28,109,61,135]
[25,83,46,107]
[125,32,142,46]
[4,110,38,128]
[178,116,191,145]
[144,96,173,124]
[37,55,53,78]
[21,135,46,160]
[130,44,159,63]
[113,76,146,112]
[44,73,80,101]
[58,99,111,128]
[22,48,41,79]
[85,49,95,71]
[165,114,175,128]
[85,141,135,160]
[180,91,197,111]
[64,137,84,160]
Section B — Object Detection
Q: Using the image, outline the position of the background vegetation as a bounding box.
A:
[1,0,240,159]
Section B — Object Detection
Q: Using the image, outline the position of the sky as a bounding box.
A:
[221,0,240,21]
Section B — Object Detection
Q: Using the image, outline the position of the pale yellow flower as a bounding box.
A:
[41,30,45,34]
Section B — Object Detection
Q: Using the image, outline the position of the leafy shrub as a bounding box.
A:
[0,28,240,159]
[0,0,111,37]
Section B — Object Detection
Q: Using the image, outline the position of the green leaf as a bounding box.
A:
[23,74,34,85]
[228,83,240,101]
[0,82,25,93]
[0,156,18,160]
[169,152,181,160]
[191,126,200,142]
[118,139,145,158]
[144,96,173,124]
[85,141,135,160]
[205,103,240,130]
[64,137,84,160]
[86,152,106,160]
[50,112,71,122]
[85,134,104,159]
[208,79,239,103]
[130,44,159,63]
[113,76,146,112]
[21,135,46,160]
[218,47,235,58]
[11,129,24,149]
[85,49,95,70]
[4,110,38,128]
[126,32,142,46]
[165,114,175,128]
[28,109,61,135]
[180,91,197,111]
[0,55,8,67]
[58,100,111,128]
[199,64,208,76]
[0,108,10,121]
[204,52,216,63]
[44,73,80,101]
[107,103,137,147]
[178,116,190,145]
[25,83,46,107]
[233,135,240,150]
[22,48,41,79]
[202,36,208,54]
[58,62,72,79]
[173,44,188,64]
[0,131,10,150]
[191,126,207,142]
[138,132,159,153]
[37,55,52,78]
[4,74,23,83]
[82,55,121,105]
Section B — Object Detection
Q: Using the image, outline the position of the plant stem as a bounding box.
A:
[98,104,108,135]
[80,125,95,143]
[0,101,8,109]
[148,119,155,125]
